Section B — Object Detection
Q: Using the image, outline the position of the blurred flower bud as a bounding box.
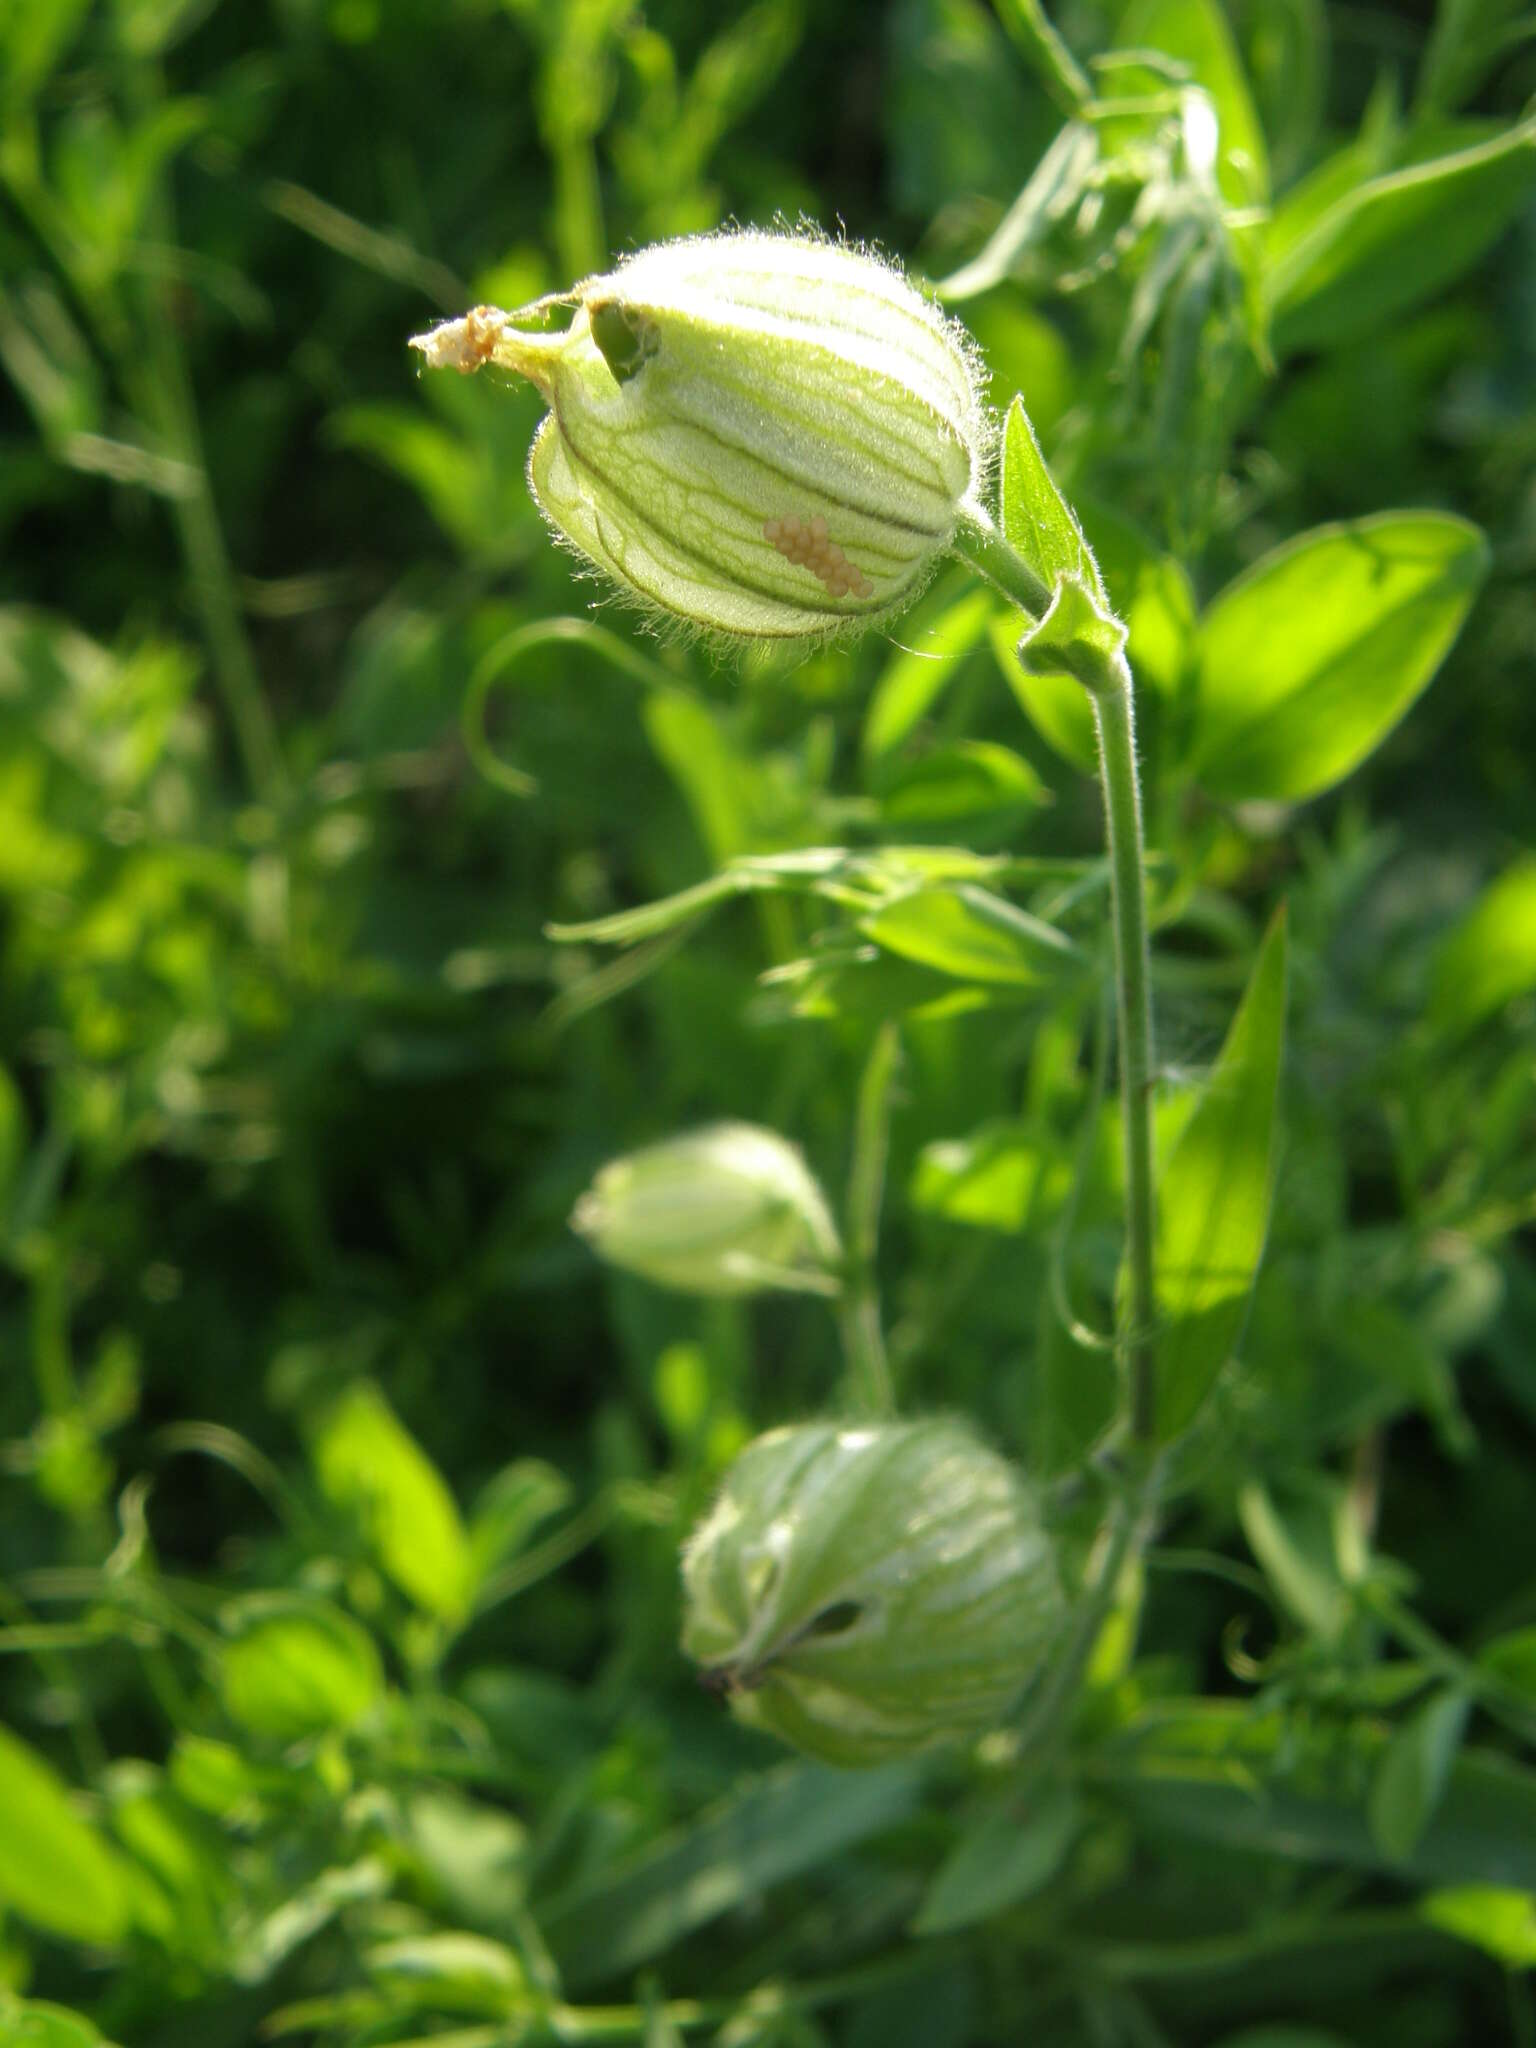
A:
[681,1417,1064,1766]
[571,1122,841,1297]
[410,230,991,642]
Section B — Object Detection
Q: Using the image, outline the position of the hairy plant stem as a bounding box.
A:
[952,512,1158,1446]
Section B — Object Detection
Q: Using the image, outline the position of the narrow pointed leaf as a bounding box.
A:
[999,398,1104,604]
[1154,910,1287,1437]
[861,885,1080,987]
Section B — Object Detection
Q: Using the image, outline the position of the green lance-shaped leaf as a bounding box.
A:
[1428,856,1536,1039]
[912,1780,1080,1935]
[875,740,1048,824]
[1119,0,1270,207]
[1421,1885,1536,1969]
[861,884,1082,988]
[218,1593,384,1741]
[1191,513,1488,804]
[1153,909,1287,1439]
[308,1382,475,1624]
[0,1726,129,1944]
[862,584,996,763]
[540,1759,926,1988]
[0,2000,122,2048]
[998,396,1104,607]
[1107,1701,1536,1890]
[1369,1689,1473,1864]
[1267,118,1536,355]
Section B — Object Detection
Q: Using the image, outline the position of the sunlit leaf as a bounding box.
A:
[861,885,1080,987]
[1421,1884,1536,1967]
[909,1122,1070,1232]
[0,1727,129,1944]
[1192,515,1487,803]
[875,740,1048,823]
[309,1381,475,1623]
[365,1932,529,2017]
[0,2000,120,2048]
[1429,857,1536,1037]
[1267,118,1536,352]
[1119,0,1270,206]
[218,1595,383,1740]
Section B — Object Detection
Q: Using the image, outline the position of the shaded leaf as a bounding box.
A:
[1369,1690,1472,1863]
[1154,911,1287,1437]
[1109,1703,1536,1888]
[862,586,996,762]
[913,1781,1079,1934]
[541,1761,925,1988]
[875,740,1048,823]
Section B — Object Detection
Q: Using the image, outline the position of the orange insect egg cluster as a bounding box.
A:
[764,514,875,602]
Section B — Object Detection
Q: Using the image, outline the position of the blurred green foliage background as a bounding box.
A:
[2,1,1536,2043]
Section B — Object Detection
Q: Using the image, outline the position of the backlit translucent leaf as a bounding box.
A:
[1421,1885,1536,1967]
[1267,119,1536,354]
[1193,515,1487,803]
[309,1382,474,1623]
[1429,857,1536,1037]
[1119,0,1270,206]
[218,1595,383,1740]
[0,1727,128,1944]
[0,2001,120,2048]
[861,885,1080,987]
[909,1122,1070,1232]
[998,398,1103,605]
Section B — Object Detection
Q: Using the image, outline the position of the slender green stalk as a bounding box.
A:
[1092,678,1158,1442]
[121,53,286,799]
[837,1021,900,1415]
[951,514,1158,1443]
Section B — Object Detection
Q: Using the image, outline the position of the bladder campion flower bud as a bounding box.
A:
[571,1122,842,1297]
[410,230,991,642]
[681,1418,1064,1766]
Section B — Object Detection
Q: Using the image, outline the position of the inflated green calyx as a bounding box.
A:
[410,229,992,644]
[681,1418,1064,1766]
